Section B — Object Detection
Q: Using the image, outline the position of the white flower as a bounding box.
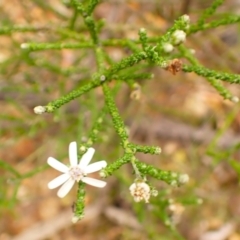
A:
[172,30,186,45]
[129,181,151,203]
[47,142,107,198]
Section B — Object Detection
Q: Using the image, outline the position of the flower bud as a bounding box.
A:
[231,96,239,103]
[20,43,29,49]
[33,106,46,114]
[172,30,186,45]
[163,43,174,53]
[178,174,189,184]
[182,14,190,23]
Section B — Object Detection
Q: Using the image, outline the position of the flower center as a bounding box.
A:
[133,186,146,198]
[69,166,85,182]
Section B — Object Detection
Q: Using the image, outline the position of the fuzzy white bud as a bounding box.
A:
[99,170,107,178]
[179,174,189,184]
[100,75,106,81]
[190,49,196,54]
[163,43,174,53]
[172,30,186,45]
[170,180,178,187]
[72,214,84,224]
[139,28,146,33]
[33,106,46,114]
[71,216,80,224]
[20,43,29,49]
[151,189,158,197]
[81,136,88,142]
[79,146,86,152]
[160,61,168,68]
[231,96,239,103]
[182,14,190,23]
[154,147,162,155]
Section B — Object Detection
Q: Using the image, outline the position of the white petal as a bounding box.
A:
[85,161,107,174]
[47,157,69,173]
[48,173,70,189]
[82,177,106,188]
[79,148,95,169]
[57,178,75,198]
[69,141,78,166]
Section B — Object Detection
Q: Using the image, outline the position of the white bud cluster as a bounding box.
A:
[151,189,158,197]
[139,28,146,33]
[178,174,189,184]
[33,106,46,114]
[231,96,239,103]
[182,14,190,23]
[71,216,80,224]
[20,43,29,49]
[99,170,107,178]
[71,214,84,224]
[79,146,86,152]
[189,49,196,54]
[100,75,106,81]
[154,147,162,155]
[197,198,203,205]
[163,43,174,53]
[172,30,186,45]
[160,61,168,68]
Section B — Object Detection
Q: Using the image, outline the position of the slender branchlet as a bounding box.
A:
[178,46,235,100]
[135,160,189,186]
[196,0,225,27]
[73,182,86,222]
[190,15,240,34]
[71,0,99,44]
[183,65,240,84]
[102,83,129,144]
[101,154,133,177]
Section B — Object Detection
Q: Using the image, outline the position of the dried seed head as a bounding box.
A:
[165,59,182,75]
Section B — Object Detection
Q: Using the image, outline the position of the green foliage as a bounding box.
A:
[1,0,240,238]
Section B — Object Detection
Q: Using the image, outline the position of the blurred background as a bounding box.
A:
[1,0,240,239]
